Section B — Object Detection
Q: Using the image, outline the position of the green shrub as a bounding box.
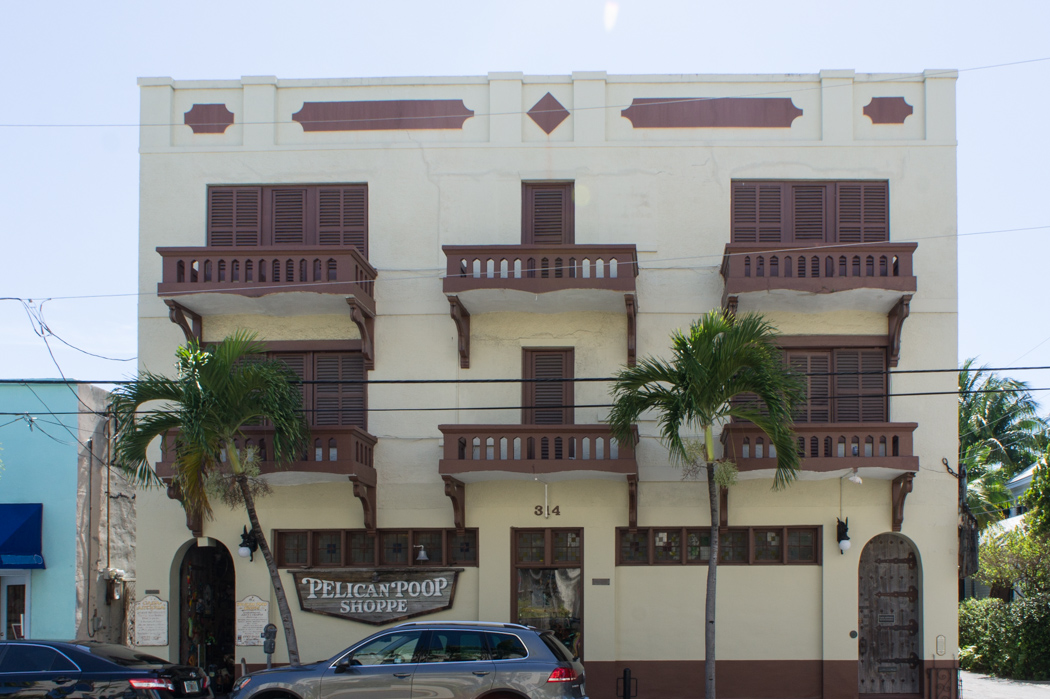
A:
[959,593,1050,680]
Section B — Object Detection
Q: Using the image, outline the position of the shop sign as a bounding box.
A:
[134,595,168,646]
[235,595,269,646]
[291,569,460,625]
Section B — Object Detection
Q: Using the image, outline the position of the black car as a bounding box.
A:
[0,640,210,698]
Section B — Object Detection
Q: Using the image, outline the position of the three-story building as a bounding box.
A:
[137,70,958,698]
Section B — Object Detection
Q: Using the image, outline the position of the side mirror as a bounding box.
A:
[334,657,352,674]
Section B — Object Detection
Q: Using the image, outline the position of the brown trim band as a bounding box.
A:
[293,100,475,131]
[621,97,803,128]
[864,96,914,125]
[261,340,364,352]
[184,103,234,134]
[777,335,889,348]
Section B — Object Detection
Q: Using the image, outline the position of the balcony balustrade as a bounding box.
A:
[156,425,377,484]
[721,422,918,476]
[720,242,917,313]
[443,244,637,296]
[438,424,638,481]
[157,246,377,316]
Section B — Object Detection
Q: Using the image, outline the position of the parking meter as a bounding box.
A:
[262,623,278,667]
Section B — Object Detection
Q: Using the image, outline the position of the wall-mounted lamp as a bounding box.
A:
[414,544,429,562]
[836,518,851,554]
[847,468,863,485]
[239,525,259,562]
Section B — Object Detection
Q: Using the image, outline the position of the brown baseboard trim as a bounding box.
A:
[586,659,822,699]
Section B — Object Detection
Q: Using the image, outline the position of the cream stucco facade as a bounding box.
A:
[137,71,958,699]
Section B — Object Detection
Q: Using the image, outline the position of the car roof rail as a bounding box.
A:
[393,620,532,630]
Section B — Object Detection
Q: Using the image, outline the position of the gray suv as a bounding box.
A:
[230,621,587,699]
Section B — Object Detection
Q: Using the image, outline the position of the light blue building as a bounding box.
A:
[0,381,133,641]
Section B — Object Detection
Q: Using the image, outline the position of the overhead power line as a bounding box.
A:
[0,59,1047,130]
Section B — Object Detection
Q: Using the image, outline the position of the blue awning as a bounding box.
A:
[0,504,45,569]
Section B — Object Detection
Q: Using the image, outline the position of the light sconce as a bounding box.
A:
[847,468,863,485]
[238,525,259,561]
[837,518,851,554]
[415,544,429,562]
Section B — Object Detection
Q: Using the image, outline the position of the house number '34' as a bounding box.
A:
[535,506,561,516]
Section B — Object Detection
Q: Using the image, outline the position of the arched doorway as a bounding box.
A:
[179,541,235,690]
[858,533,922,695]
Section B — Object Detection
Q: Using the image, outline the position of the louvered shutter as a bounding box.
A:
[208,187,261,247]
[314,353,366,429]
[731,182,784,243]
[791,185,828,242]
[318,185,368,256]
[523,183,574,244]
[273,353,308,421]
[837,182,888,243]
[271,188,307,245]
[788,351,831,423]
[524,349,573,425]
[834,349,886,422]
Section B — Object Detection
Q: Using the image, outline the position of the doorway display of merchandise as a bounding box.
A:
[516,568,582,658]
[180,544,235,693]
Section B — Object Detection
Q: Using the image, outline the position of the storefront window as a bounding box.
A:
[753,529,783,562]
[513,528,583,659]
[314,532,342,566]
[788,529,816,562]
[277,532,308,566]
[381,531,409,565]
[620,531,648,563]
[654,529,682,563]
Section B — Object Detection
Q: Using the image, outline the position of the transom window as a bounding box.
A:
[274,529,478,568]
[616,526,821,566]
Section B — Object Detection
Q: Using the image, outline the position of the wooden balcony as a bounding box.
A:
[443,244,637,313]
[157,246,377,317]
[721,422,918,477]
[156,425,377,486]
[438,424,639,482]
[720,242,917,314]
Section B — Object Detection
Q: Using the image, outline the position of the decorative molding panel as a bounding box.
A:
[293,100,474,131]
[863,97,914,124]
[621,97,803,128]
[527,92,570,134]
[183,103,235,134]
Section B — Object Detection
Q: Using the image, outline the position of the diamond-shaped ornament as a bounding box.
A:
[528,93,570,134]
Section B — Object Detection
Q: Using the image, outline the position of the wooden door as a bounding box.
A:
[858,533,922,694]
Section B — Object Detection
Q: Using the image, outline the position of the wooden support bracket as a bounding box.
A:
[347,298,376,370]
[442,475,466,533]
[348,469,378,533]
[719,486,729,533]
[448,296,471,369]
[627,473,638,531]
[165,480,202,537]
[724,295,739,316]
[891,472,915,532]
[164,300,202,344]
[888,295,912,368]
[625,294,637,367]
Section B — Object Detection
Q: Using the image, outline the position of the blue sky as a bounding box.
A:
[1,0,1048,407]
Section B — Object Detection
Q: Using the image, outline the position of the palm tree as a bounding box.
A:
[607,310,803,699]
[111,331,309,665]
[959,358,1046,480]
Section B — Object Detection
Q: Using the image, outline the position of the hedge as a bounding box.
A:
[959,593,1050,680]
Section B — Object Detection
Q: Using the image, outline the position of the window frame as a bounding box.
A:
[615,526,822,566]
[272,528,478,568]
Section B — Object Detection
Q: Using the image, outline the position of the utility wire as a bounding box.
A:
[8,222,1046,305]
[0,59,1047,130]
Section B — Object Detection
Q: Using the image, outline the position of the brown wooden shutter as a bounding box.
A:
[314,353,366,429]
[270,188,307,245]
[523,183,574,244]
[731,182,784,243]
[208,187,261,247]
[273,353,308,414]
[318,185,368,256]
[788,351,831,423]
[791,184,828,242]
[834,349,886,422]
[836,182,888,243]
[523,349,574,425]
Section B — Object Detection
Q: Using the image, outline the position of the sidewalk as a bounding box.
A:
[962,670,1050,699]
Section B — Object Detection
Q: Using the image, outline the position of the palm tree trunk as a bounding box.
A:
[236,474,301,666]
[706,459,719,699]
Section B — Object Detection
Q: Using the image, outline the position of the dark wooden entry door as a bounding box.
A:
[858,533,922,695]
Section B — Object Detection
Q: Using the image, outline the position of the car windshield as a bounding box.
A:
[82,643,170,668]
